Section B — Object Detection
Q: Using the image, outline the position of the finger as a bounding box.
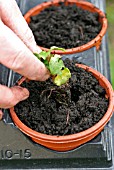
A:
[0,110,3,120]
[0,84,29,109]
[0,20,50,81]
[0,0,41,53]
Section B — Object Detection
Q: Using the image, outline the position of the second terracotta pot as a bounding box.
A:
[24,0,108,54]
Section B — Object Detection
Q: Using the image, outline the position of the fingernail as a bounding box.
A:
[22,88,29,100]
[16,86,29,100]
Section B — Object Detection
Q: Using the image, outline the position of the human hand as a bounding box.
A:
[0,0,50,118]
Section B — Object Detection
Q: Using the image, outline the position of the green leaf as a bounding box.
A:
[34,53,40,60]
[54,68,71,86]
[49,54,65,75]
[44,60,49,69]
[50,46,66,52]
[34,46,71,86]
[38,51,50,60]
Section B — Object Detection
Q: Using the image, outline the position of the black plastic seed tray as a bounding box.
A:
[0,0,114,169]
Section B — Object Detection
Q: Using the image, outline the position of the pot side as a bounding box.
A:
[10,64,114,152]
[24,0,108,54]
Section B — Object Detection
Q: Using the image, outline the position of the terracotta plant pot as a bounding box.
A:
[10,64,114,152]
[24,0,108,54]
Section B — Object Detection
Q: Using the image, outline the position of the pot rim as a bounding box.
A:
[24,0,108,54]
[10,64,114,142]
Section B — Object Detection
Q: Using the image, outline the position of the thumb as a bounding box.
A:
[0,85,29,109]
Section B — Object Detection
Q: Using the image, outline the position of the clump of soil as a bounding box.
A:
[15,59,108,136]
[29,2,102,49]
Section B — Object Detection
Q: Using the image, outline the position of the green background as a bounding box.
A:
[106,0,114,88]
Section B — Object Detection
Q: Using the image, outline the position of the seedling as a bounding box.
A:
[34,46,71,86]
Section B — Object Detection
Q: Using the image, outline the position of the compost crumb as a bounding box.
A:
[29,2,102,49]
[15,59,109,136]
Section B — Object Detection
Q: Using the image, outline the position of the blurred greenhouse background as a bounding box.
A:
[106,0,114,88]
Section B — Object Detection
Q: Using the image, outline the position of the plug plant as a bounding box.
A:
[34,46,71,86]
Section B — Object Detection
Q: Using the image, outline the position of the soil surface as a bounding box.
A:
[15,59,108,136]
[29,2,102,49]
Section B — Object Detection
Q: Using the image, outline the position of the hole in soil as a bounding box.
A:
[70,88,80,102]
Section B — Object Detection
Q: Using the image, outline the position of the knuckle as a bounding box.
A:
[7,99,16,108]
[11,51,24,71]
[6,92,17,108]
[24,28,35,44]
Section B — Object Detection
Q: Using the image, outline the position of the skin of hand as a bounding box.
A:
[0,0,50,119]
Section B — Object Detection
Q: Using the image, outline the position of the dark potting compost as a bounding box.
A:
[15,59,108,136]
[29,2,102,49]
